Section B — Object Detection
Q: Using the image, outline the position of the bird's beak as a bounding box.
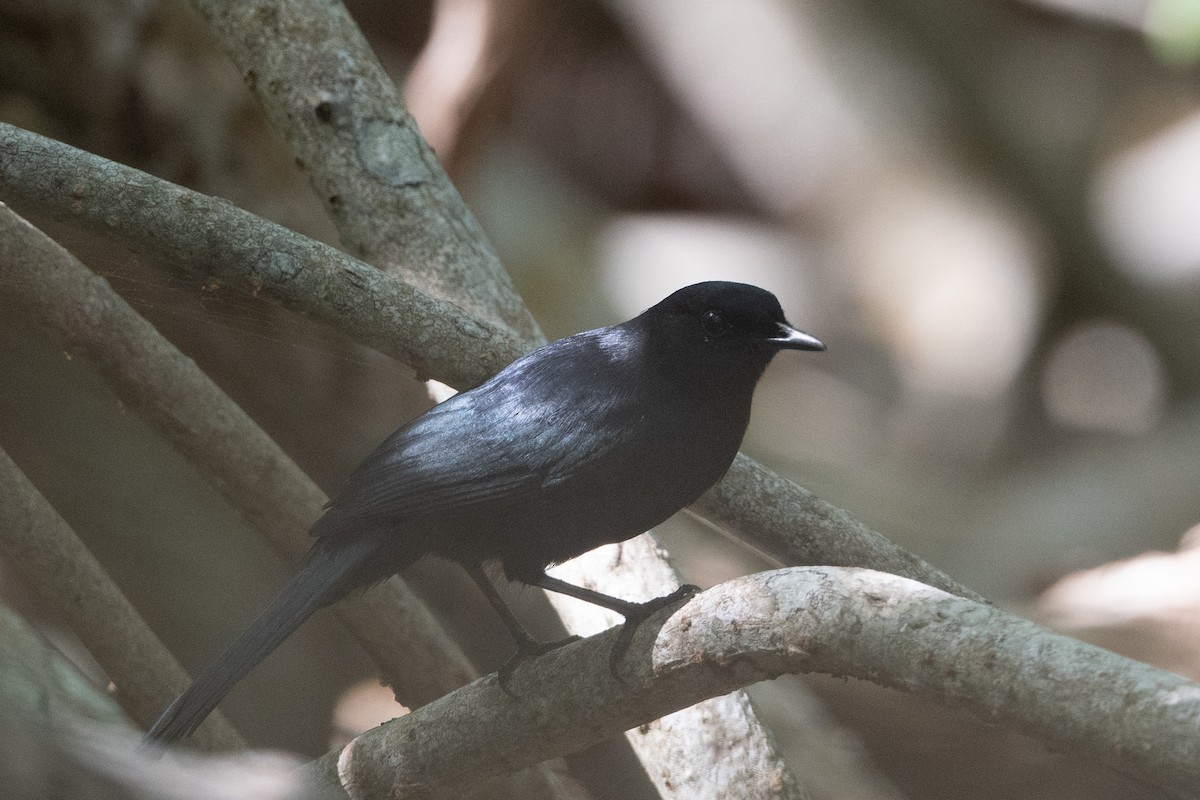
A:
[769,323,826,351]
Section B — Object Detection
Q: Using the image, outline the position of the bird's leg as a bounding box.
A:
[527,574,700,675]
[463,564,580,692]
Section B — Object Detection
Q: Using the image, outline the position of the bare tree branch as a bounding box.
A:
[187,0,540,343]
[306,567,1200,800]
[0,121,523,390]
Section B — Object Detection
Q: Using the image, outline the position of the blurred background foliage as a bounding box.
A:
[1,0,1199,798]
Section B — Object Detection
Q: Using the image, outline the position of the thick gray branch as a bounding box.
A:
[0,121,523,389]
[188,0,540,343]
[308,567,1200,800]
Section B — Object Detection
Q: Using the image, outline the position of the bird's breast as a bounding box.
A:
[490,380,753,580]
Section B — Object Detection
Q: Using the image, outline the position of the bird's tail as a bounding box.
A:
[144,538,376,746]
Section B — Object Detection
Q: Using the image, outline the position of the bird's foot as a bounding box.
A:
[609,584,701,677]
[496,633,582,696]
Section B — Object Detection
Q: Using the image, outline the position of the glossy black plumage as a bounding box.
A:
[145,281,824,745]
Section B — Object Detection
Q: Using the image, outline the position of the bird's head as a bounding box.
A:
[640,282,825,374]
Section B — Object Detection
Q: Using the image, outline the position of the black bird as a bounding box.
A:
[145,281,824,744]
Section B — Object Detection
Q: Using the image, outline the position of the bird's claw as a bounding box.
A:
[496,634,583,696]
[494,584,701,692]
[609,584,702,678]
[663,583,702,605]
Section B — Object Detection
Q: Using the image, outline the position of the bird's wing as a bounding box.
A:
[311,329,643,540]
[311,391,547,538]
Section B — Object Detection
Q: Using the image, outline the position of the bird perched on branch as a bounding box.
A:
[146,281,824,744]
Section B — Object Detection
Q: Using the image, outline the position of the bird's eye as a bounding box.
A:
[701,310,731,338]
